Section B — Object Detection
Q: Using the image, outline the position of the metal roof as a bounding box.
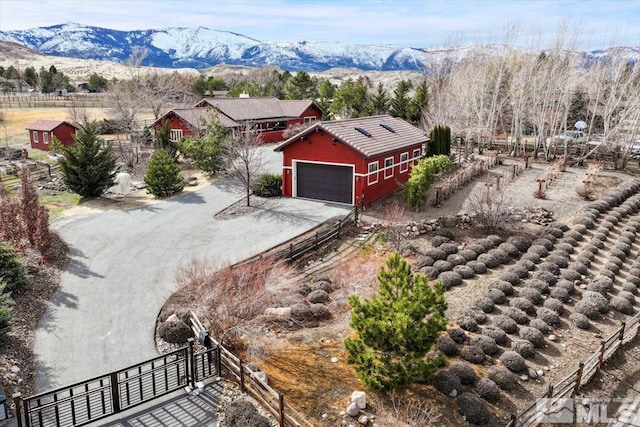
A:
[275,115,428,159]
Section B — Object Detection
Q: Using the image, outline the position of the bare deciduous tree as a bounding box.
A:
[224,122,265,206]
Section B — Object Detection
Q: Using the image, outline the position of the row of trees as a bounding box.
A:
[0,64,75,93]
[422,27,640,162]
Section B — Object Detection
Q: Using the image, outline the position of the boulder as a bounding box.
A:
[351,390,367,409]
[264,307,292,317]
[346,402,360,417]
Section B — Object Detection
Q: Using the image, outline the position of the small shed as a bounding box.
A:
[25,120,79,151]
[274,115,428,208]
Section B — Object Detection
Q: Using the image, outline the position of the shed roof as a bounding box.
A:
[25,120,78,132]
[275,115,428,159]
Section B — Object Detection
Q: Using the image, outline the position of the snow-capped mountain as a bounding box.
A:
[0,23,637,72]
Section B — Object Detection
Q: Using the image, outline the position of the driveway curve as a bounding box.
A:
[35,180,351,392]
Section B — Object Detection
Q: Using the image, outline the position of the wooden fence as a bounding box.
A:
[188,313,314,427]
[509,311,640,426]
[0,162,59,188]
[269,206,358,262]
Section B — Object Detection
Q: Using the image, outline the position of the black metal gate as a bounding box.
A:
[17,340,220,427]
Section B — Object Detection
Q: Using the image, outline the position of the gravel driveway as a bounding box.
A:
[35,148,351,392]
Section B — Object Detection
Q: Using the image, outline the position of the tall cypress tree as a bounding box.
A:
[59,122,118,198]
[345,253,447,391]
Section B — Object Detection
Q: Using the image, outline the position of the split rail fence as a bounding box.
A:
[189,312,313,427]
[507,310,640,426]
[269,206,358,262]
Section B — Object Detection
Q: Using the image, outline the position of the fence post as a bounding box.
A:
[315,231,319,249]
[188,338,196,389]
[547,384,554,398]
[278,393,285,427]
[619,321,626,344]
[573,363,584,396]
[216,346,222,377]
[239,360,245,392]
[289,243,293,260]
[338,219,341,239]
[110,372,121,414]
[598,340,606,366]
[507,413,516,427]
[13,392,24,427]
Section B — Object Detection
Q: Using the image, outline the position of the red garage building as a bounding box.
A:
[153,97,323,144]
[275,115,428,208]
[26,120,79,151]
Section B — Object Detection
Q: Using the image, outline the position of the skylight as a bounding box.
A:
[380,123,395,133]
[355,127,372,137]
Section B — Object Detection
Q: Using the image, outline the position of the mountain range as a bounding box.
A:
[0,23,638,72]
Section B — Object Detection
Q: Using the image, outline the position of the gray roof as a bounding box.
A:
[275,115,428,159]
[198,97,309,121]
[152,108,238,129]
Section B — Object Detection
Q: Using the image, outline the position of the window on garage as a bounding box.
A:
[32,131,39,143]
[368,161,379,185]
[384,157,394,179]
[400,152,409,173]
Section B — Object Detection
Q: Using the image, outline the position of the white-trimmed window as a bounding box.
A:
[368,161,379,185]
[413,148,421,164]
[169,129,183,143]
[32,131,39,143]
[400,152,409,173]
[43,132,49,144]
[304,116,317,125]
[384,157,394,179]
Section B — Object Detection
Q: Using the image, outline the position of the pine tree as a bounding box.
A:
[59,122,118,198]
[407,80,429,125]
[390,80,413,120]
[144,149,185,198]
[369,83,391,115]
[0,280,12,343]
[345,253,447,391]
[0,242,28,294]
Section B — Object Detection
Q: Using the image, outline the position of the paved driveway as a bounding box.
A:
[35,147,351,392]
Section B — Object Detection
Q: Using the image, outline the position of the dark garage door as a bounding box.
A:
[296,162,353,204]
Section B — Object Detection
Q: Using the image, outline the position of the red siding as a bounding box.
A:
[281,130,422,207]
[29,123,77,151]
[154,114,198,138]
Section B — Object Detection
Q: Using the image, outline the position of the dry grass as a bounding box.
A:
[1,108,110,139]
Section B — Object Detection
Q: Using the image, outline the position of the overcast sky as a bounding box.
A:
[1,0,638,50]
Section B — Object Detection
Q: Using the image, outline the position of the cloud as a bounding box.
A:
[0,0,638,49]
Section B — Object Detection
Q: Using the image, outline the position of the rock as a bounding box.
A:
[346,402,360,417]
[449,389,458,397]
[330,357,339,363]
[10,365,20,373]
[537,369,544,377]
[264,307,292,317]
[520,375,529,381]
[358,415,369,425]
[351,390,367,409]
[548,334,557,341]
[528,368,539,379]
[165,314,180,324]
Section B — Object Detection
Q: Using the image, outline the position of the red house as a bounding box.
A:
[26,120,79,151]
[152,97,323,144]
[275,115,428,207]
